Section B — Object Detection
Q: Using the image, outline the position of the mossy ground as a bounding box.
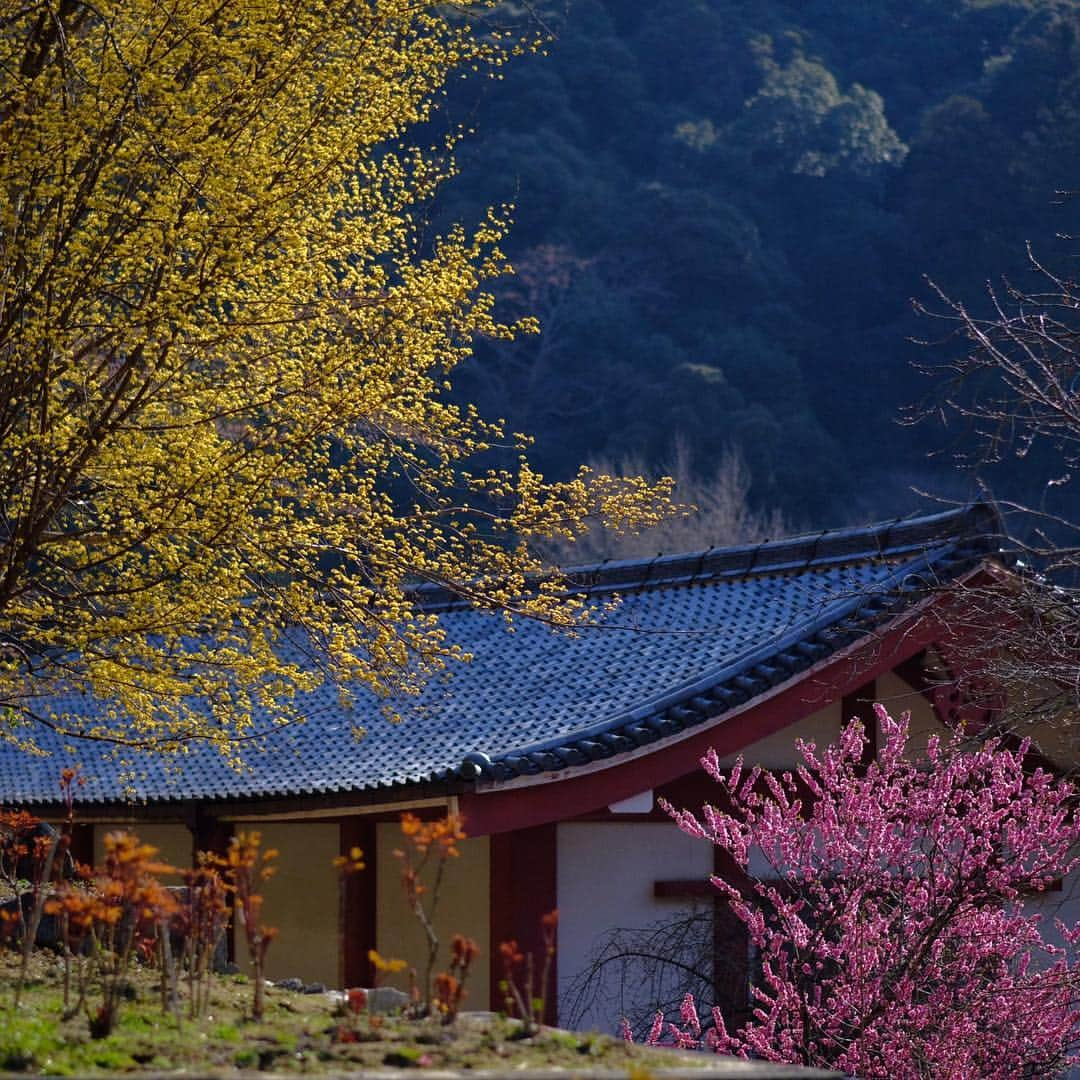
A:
[0,950,705,1075]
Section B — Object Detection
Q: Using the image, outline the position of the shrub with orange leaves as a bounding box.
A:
[398,813,466,858]
[432,933,480,1023]
[434,972,461,1018]
[498,909,558,1035]
[0,810,52,935]
[392,813,468,1013]
[333,845,366,875]
[87,832,179,1037]
[58,767,85,827]
[44,873,97,1016]
[224,831,277,1021]
[174,856,231,1019]
[368,948,408,986]
[1,807,72,1008]
[0,811,38,922]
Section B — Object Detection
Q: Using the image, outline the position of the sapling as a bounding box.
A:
[54,768,85,1012]
[89,832,177,1037]
[45,875,95,1018]
[176,857,230,1019]
[433,934,480,1023]
[224,831,277,1021]
[498,908,558,1034]
[394,812,466,1012]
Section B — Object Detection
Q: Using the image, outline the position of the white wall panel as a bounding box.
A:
[557,820,713,1034]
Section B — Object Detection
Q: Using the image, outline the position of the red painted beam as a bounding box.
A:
[654,879,715,899]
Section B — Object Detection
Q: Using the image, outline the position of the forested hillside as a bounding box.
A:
[431,0,1080,530]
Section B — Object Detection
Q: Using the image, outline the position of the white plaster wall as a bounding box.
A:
[713,700,842,770]
[556,820,713,1034]
[375,827,490,1007]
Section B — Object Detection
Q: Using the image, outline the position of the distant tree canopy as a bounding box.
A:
[731,47,907,179]
[434,0,1080,529]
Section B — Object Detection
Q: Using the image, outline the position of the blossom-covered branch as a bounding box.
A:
[645,706,1080,1079]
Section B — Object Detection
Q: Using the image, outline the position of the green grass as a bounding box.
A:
[0,949,713,1075]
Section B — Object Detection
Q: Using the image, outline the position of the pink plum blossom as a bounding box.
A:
[633,705,1080,1079]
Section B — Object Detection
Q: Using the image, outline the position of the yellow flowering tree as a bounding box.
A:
[0,0,672,754]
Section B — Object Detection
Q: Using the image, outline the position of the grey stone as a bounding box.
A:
[366,985,409,1014]
[275,977,304,992]
[303,981,327,994]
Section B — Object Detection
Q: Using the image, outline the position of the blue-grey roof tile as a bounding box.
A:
[0,503,1004,808]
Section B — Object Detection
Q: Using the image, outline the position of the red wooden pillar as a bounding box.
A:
[340,818,377,988]
[489,823,558,1022]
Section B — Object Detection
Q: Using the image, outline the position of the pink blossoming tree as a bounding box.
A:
[634,705,1080,1079]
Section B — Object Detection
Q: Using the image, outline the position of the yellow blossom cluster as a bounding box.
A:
[0,0,674,757]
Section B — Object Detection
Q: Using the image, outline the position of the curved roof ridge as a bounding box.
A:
[412,500,1004,611]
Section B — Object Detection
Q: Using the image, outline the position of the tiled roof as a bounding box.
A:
[0,503,1004,808]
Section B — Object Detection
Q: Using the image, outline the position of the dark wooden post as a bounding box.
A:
[192,812,232,864]
[67,823,94,869]
[192,811,234,960]
[340,818,377,988]
[489,824,558,1022]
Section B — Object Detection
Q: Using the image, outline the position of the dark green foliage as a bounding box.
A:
[436,0,1080,528]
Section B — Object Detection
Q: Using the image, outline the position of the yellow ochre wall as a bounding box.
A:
[875,669,948,757]
[85,818,492,993]
[235,822,341,988]
[375,825,490,1007]
[94,821,341,986]
[93,823,192,879]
